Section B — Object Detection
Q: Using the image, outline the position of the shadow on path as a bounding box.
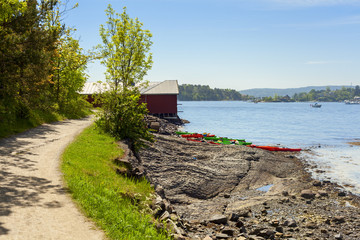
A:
[0,118,91,236]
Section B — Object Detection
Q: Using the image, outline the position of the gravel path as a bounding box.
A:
[0,117,105,240]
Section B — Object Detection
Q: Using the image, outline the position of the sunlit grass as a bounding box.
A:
[61,125,170,240]
[0,107,92,138]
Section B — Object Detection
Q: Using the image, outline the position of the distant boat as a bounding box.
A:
[311,103,322,108]
[345,97,360,104]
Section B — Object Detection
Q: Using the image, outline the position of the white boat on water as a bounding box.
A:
[345,97,360,104]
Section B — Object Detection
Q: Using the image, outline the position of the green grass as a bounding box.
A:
[0,106,92,138]
[61,125,170,240]
[0,110,64,138]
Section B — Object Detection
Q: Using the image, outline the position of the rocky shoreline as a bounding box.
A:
[126,117,360,240]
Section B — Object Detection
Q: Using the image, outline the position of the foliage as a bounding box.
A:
[96,4,154,151]
[0,0,91,137]
[179,84,250,101]
[0,0,27,22]
[98,4,152,89]
[96,88,153,152]
[61,125,170,240]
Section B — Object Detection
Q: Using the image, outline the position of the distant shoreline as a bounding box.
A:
[348,141,360,146]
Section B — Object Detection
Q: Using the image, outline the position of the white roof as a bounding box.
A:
[140,80,179,95]
[80,80,178,95]
[80,82,109,95]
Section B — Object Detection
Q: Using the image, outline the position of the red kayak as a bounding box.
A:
[248,145,301,152]
[204,134,215,137]
[181,134,203,138]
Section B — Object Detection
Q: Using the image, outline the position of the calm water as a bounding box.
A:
[178,101,360,194]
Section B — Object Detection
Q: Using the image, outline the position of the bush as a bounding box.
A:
[95,89,153,152]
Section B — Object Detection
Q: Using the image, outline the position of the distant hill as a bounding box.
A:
[239,86,354,98]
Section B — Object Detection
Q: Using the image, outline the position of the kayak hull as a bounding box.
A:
[249,145,301,152]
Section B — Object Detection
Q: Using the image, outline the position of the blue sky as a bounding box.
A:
[64,0,360,90]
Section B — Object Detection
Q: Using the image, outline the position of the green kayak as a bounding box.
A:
[204,137,220,141]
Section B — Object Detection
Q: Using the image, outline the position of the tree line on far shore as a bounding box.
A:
[179,84,360,102]
[179,84,251,101]
[262,86,360,102]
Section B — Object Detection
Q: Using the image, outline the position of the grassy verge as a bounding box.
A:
[61,125,170,240]
[0,107,92,138]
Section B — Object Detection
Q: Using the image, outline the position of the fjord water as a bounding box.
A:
[178,101,360,194]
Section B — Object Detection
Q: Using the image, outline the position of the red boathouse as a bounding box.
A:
[80,80,179,119]
[140,80,179,119]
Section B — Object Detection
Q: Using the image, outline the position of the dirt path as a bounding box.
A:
[0,117,105,240]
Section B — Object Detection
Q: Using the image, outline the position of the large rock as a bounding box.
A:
[215,233,230,239]
[221,227,235,236]
[300,189,316,199]
[283,219,297,228]
[209,214,228,224]
[150,121,160,131]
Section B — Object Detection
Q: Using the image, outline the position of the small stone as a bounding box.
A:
[159,211,170,221]
[338,191,346,197]
[173,234,187,240]
[209,214,228,224]
[215,233,230,239]
[274,232,283,238]
[313,180,322,186]
[239,226,247,233]
[334,233,343,239]
[170,213,178,221]
[283,219,297,228]
[306,200,312,204]
[305,222,317,229]
[224,193,231,198]
[275,226,283,233]
[230,212,240,222]
[301,189,316,199]
[202,236,212,240]
[236,220,244,228]
[333,216,345,224]
[221,227,235,236]
[270,219,279,226]
[318,190,328,197]
[260,229,275,238]
[150,121,160,131]
[283,234,293,238]
[321,229,328,234]
[238,209,251,218]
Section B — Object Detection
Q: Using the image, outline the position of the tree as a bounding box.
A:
[96,4,153,151]
[354,85,360,97]
[0,0,61,122]
[98,4,152,90]
[0,0,90,133]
